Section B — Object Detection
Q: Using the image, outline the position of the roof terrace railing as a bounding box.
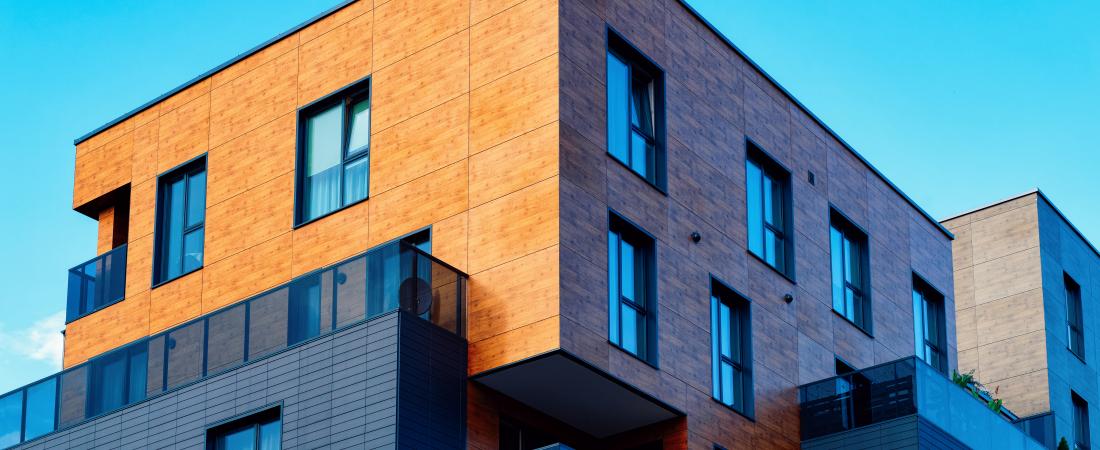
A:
[799,357,1045,450]
[65,244,127,323]
[0,240,465,449]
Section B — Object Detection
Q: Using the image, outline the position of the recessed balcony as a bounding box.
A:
[65,244,127,323]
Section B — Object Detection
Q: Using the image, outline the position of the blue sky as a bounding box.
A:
[0,0,1095,392]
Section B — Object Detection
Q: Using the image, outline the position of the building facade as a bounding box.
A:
[944,190,1100,449]
[0,0,1042,449]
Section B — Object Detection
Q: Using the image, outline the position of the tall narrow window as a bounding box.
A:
[1067,273,1085,360]
[296,79,371,224]
[710,280,753,416]
[154,157,206,285]
[745,143,793,276]
[913,276,947,373]
[608,213,656,363]
[207,407,281,450]
[830,210,871,332]
[1074,392,1091,450]
[607,31,665,189]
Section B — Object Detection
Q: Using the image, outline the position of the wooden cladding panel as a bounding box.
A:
[96,207,115,255]
[66,0,564,378]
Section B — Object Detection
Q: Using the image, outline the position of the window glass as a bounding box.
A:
[92,351,127,415]
[0,391,23,447]
[1075,393,1091,449]
[608,216,654,362]
[608,231,620,346]
[746,161,764,256]
[1067,275,1085,359]
[128,345,148,404]
[164,178,186,278]
[259,420,281,450]
[913,281,945,373]
[830,214,869,330]
[24,378,57,440]
[746,150,791,275]
[221,426,257,450]
[186,170,206,227]
[183,228,204,273]
[711,284,751,414]
[288,276,322,345]
[156,161,206,284]
[347,97,371,155]
[606,54,630,163]
[343,156,369,205]
[303,104,343,221]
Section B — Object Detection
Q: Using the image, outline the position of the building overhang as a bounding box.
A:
[471,350,683,438]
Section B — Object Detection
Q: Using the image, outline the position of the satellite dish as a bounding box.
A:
[399,277,432,315]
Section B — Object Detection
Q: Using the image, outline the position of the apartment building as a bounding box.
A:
[0,0,1046,449]
[944,190,1100,449]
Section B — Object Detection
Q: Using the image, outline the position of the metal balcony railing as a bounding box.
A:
[0,240,465,449]
[799,356,1046,450]
[65,244,128,323]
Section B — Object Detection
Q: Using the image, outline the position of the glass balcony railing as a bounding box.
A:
[65,244,127,323]
[799,357,1045,450]
[1,240,465,449]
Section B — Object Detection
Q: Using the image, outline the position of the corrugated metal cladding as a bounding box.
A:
[11,311,467,450]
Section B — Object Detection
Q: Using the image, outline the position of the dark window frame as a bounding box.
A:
[205,405,282,450]
[1067,273,1085,361]
[86,341,148,417]
[745,139,795,279]
[152,155,207,287]
[1074,391,1091,450]
[605,27,667,193]
[912,274,947,373]
[709,276,754,419]
[293,76,373,227]
[608,211,659,366]
[829,208,872,335]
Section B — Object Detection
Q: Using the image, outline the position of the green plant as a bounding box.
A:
[951,369,975,388]
[987,398,1003,413]
[1058,436,1070,450]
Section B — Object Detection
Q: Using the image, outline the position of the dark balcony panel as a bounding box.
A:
[145,335,166,396]
[165,320,204,389]
[23,377,58,440]
[334,254,367,327]
[58,367,87,428]
[0,389,22,447]
[206,304,246,374]
[65,245,127,323]
[248,287,290,360]
[1017,412,1056,449]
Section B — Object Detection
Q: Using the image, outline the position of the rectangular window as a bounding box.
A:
[1075,392,1091,450]
[207,407,281,450]
[913,276,947,373]
[607,31,665,189]
[499,417,556,450]
[710,280,753,416]
[830,210,871,332]
[608,213,657,363]
[88,342,147,417]
[745,143,793,276]
[153,157,206,285]
[296,78,371,225]
[1067,273,1085,360]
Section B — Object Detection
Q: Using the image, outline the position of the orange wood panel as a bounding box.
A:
[206,113,296,207]
[470,0,557,88]
[211,34,299,88]
[468,121,558,207]
[201,232,293,313]
[75,117,133,158]
[469,54,558,154]
[368,160,469,246]
[471,0,526,25]
[124,234,153,299]
[467,245,559,342]
[96,207,115,254]
[159,78,210,114]
[432,212,470,273]
[127,179,156,240]
[209,50,299,148]
[131,121,159,183]
[372,30,470,132]
[72,132,132,208]
[63,291,150,368]
[148,270,204,333]
[298,0,373,44]
[468,176,559,274]
[204,173,294,265]
[157,93,209,172]
[297,12,373,106]
[370,94,469,195]
[291,199,371,276]
[372,0,470,70]
[468,315,559,374]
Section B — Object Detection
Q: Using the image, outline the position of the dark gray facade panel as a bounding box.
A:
[11,311,467,450]
[802,415,967,450]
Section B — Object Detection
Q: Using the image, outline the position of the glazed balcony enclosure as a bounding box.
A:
[65,245,127,323]
[0,240,466,448]
[799,357,1044,450]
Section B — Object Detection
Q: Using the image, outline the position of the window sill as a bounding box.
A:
[831,309,874,338]
[608,340,659,370]
[746,250,796,285]
[710,397,755,422]
[151,266,203,290]
[293,196,370,229]
[1069,346,1087,364]
[606,152,667,196]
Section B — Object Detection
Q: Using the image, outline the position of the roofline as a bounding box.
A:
[72,0,357,146]
[671,0,952,240]
[72,0,954,240]
[942,189,1100,260]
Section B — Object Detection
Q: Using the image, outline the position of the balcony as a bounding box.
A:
[1,240,466,449]
[65,244,127,323]
[799,357,1045,450]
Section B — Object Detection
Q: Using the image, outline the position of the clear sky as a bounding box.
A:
[0,0,1096,392]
